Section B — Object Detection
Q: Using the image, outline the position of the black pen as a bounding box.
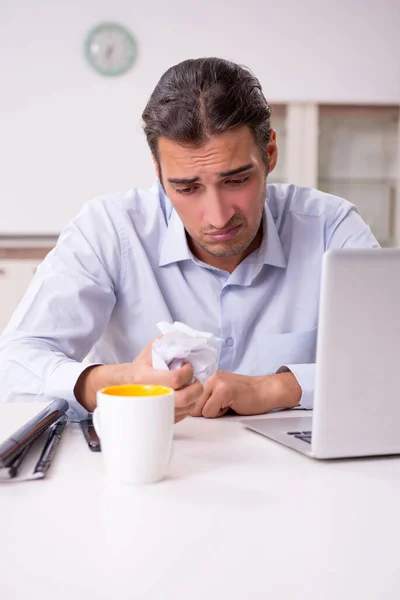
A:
[33,415,68,477]
[0,399,69,468]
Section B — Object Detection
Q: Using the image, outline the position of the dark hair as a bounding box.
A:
[142,57,272,168]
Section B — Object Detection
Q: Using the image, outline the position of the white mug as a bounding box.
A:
[93,384,175,485]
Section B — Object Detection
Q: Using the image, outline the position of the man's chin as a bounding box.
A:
[199,240,250,258]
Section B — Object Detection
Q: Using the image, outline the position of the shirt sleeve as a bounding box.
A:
[276,200,380,409]
[0,198,122,419]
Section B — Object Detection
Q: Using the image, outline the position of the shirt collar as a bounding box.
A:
[158,208,192,267]
[158,193,287,270]
[257,202,287,269]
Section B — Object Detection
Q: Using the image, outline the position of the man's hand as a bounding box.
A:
[74,339,203,423]
[190,370,302,418]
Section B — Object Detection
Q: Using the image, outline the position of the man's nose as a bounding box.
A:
[203,191,235,229]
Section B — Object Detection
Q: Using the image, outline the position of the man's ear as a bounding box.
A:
[266,129,278,174]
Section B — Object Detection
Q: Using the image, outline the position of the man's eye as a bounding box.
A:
[226,176,249,186]
[175,186,196,195]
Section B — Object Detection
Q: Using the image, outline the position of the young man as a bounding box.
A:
[0,58,379,421]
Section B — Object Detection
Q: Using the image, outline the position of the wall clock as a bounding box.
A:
[85,22,136,76]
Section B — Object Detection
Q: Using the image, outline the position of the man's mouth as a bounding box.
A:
[205,224,242,241]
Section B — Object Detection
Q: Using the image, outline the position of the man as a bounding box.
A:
[0,58,379,421]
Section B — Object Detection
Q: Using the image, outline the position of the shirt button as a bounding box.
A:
[226,337,234,347]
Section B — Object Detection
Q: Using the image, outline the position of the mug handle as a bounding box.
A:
[92,408,101,439]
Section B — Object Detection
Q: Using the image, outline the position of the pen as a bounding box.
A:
[0,399,69,468]
[33,415,68,477]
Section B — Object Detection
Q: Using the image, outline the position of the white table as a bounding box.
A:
[1,403,400,600]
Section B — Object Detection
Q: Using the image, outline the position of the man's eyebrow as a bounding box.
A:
[167,164,254,185]
[218,164,254,178]
[167,176,199,185]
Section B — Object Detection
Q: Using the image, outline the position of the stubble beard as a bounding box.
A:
[195,203,264,259]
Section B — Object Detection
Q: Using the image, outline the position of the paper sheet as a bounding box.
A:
[152,321,221,384]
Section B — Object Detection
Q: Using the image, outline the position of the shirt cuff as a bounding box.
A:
[276,363,316,409]
[44,360,99,420]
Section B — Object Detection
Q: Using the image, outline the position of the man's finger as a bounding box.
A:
[174,380,203,424]
[141,363,194,390]
[136,337,162,364]
[202,390,233,418]
[201,391,222,418]
[168,363,194,389]
[175,378,202,408]
[190,383,212,417]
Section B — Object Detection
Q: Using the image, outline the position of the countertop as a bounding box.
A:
[0,236,58,259]
[2,403,400,600]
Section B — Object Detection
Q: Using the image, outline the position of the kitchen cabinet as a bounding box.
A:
[269,103,400,246]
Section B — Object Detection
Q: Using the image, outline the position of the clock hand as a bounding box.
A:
[105,46,113,61]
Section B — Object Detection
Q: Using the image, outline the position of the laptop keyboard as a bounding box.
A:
[287,430,312,444]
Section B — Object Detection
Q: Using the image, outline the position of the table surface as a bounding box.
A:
[1,403,400,600]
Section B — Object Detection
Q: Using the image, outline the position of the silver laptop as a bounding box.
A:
[242,248,400,459]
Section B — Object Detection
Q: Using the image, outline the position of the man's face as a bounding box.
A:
[155,126,278,270]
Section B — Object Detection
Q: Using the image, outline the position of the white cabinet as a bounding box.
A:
[0,260,41,333]
[269,104,287,184]
[318,105,399,247]
[270,103,400,247]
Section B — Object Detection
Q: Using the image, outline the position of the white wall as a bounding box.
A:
[1,0,400,234]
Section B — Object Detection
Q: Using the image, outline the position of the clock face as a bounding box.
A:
[85,23,136,76]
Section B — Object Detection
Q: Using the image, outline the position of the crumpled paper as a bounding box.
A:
[152,321,221,384]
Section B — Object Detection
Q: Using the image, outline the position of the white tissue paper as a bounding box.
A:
[152,321,221,384]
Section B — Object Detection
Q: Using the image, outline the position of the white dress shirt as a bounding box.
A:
[0,183,379,418]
